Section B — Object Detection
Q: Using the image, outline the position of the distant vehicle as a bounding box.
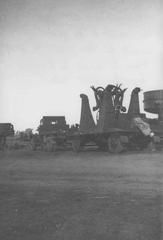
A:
[38,116,69,135]
[34,116,70,151]
[0,123,14,150]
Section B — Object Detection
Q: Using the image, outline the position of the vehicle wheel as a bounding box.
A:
[146,141,156,152]
[107,135,124,153]
[46,141,57,152]
[52,142,57,152]
[72,139,81,152]
[31,143,36,151]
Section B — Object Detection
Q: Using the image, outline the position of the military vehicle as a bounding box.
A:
[34,116,70,151]
[143,90,163,149]
[71,84,163,153]
[0,123,14,150]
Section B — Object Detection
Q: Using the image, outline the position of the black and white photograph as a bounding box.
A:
[0,0,163,239]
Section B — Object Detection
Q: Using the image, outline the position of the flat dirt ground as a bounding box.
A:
[0,150,163,240]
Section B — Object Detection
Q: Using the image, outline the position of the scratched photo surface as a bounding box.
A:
[0,0,162,240]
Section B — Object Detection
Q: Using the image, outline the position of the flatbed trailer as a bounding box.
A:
[70,128,159,153]
[70,84,162,153]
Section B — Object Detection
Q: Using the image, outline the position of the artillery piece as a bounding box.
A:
[71,84,162,153]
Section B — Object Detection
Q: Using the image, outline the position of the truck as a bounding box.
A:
[32,116,70,151]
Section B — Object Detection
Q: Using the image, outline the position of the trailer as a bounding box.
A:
[71,84,162,153]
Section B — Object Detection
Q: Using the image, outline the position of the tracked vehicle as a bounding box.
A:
[71,84,163,153]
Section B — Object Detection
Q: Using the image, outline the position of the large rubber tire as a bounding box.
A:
[72,139,81,152]
[146,141,156,152]
[107,135,124,153]
[43,141,57,152]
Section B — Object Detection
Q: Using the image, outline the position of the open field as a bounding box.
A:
[0,150,163,240]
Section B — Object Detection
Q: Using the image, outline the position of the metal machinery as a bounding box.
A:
[0,123,14,150]
[34,116,70,151]
[143,90,163,148]
[71,84,163,153]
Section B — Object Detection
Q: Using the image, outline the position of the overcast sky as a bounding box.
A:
[0,0,162,131]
